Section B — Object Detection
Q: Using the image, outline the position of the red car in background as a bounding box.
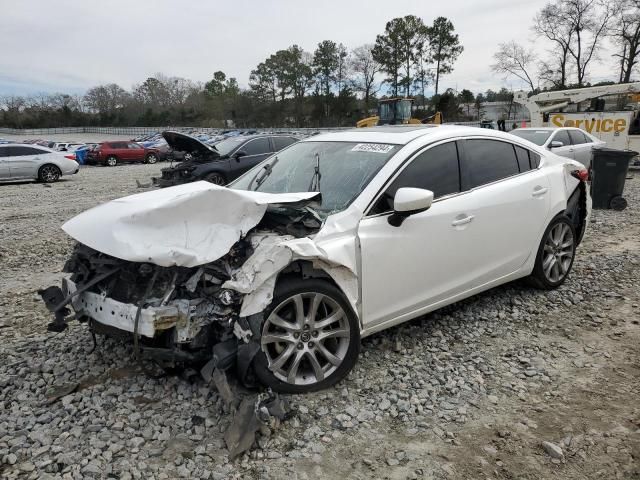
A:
[87,141,160,166]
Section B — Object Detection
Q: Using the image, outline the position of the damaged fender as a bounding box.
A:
[223,233,359,318]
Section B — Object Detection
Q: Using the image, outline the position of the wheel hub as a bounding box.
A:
[260,292,350,386]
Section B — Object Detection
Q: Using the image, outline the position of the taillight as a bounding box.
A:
[571,168,589,182]
[64,154,76,160]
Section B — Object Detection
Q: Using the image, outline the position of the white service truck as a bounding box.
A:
[514,83,640,152]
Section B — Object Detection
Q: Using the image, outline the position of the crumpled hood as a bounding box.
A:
[62,181,320,268]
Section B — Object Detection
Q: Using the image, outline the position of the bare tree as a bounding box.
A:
[564,0,617,87]
[491,41,537,92]
[534,2,574,88]
[350,44,380,113]
[611,0,640,83]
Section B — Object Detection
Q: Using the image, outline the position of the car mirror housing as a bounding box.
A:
[550,141,564,148]
[388,187,434,227]
[234,150,247,159]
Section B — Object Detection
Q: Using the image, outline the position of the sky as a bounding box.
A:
[0,0,619,97]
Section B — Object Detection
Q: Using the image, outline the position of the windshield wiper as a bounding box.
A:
[307,152,321,192]
[248,156,279,191]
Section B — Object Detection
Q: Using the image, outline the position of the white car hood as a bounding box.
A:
[62,181,320,267]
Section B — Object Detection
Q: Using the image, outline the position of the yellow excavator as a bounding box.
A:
[356,97,442,128]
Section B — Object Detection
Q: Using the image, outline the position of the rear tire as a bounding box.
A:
[38,164,61,183]
[105,156,117,167]
[527,215,576,290]
[253,278,360,394]
[145,153,158,164]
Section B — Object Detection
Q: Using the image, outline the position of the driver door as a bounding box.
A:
[358,141,478,328]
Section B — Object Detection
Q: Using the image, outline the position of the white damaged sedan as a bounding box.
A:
[41,125,590,393]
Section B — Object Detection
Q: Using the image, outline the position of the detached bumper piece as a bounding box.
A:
[152,166,195,188]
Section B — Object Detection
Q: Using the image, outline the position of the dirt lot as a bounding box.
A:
[0,164,639,479]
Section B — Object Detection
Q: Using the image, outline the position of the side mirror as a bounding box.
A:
[549,141,564,148]
[234,150,247,160]
[388,187,434,227]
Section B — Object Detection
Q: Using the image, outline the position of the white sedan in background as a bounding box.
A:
[46,125,590,393]
[510,127,604,168]
[0,144,79,183]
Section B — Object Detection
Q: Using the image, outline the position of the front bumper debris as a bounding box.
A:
[63,278,189,339]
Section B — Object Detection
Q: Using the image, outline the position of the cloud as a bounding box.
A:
[0,0,618,96]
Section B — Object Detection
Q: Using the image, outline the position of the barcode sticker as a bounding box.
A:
[350,143,395,154]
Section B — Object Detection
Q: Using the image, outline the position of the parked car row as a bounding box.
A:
[152,131,300,187]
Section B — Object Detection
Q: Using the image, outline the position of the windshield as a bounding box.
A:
[510,129,553,146]
[230,141,400,216]
[214,137,246,156]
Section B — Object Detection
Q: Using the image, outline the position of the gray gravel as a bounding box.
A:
[1,165,639,479]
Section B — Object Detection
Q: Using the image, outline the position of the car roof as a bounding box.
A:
[0,143,53,149]
[304,125,525,145]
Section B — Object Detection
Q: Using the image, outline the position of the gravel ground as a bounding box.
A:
[0,164,639,479]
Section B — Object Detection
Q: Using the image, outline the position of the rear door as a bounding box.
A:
[549,130,575,159]
[127,143,145,162]
[567,129,593,168]
[111,142,129,160]
[6,146,42,178]
[458,138,550,284]
[228,137,273,180]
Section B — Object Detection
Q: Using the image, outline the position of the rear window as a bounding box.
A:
[463,139,520,189]
[8,146,49,156]
[510,129,552,146]
[273,137,297,151]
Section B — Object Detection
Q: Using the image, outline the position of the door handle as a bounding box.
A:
[451,215,475,226]
[532,187,548,197]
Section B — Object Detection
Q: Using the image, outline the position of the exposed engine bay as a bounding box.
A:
[39,203,326,385]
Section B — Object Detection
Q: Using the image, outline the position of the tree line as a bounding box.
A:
[492,0,640,91]
[1,14,465,129]
[2,2,639,130]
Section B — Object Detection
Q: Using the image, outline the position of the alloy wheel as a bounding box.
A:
[261,293,351,386]
[106,157,117,167]
[40,165,59,182]
[146,154,157,164]
[542,222,574,283]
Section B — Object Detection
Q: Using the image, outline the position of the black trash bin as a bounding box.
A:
[590,147,638,210]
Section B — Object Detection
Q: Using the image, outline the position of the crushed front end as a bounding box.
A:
[40,241,257,374]
[151,163,197,188]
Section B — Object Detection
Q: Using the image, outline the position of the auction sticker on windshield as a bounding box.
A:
[351,143,395,154]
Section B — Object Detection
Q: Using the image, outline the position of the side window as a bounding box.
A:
[514,145,532,172]
[273,137,297,151]
[243,137,271,156]
[0,147,8,158]
[552,130,571,146]
[370,142,460,215]
[7,146,40,157]
[568,130,587,145]
[128,143,142,149]
[530,152,541,168]
[111,142,127,149]
[462,139,520,189]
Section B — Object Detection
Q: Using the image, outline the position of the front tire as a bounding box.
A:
[528,215,576,290]
[145,153,158,164]
[204,172,226,185]
[253,278,360,394]
[38,164,61,183]
[105,156,118,167]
